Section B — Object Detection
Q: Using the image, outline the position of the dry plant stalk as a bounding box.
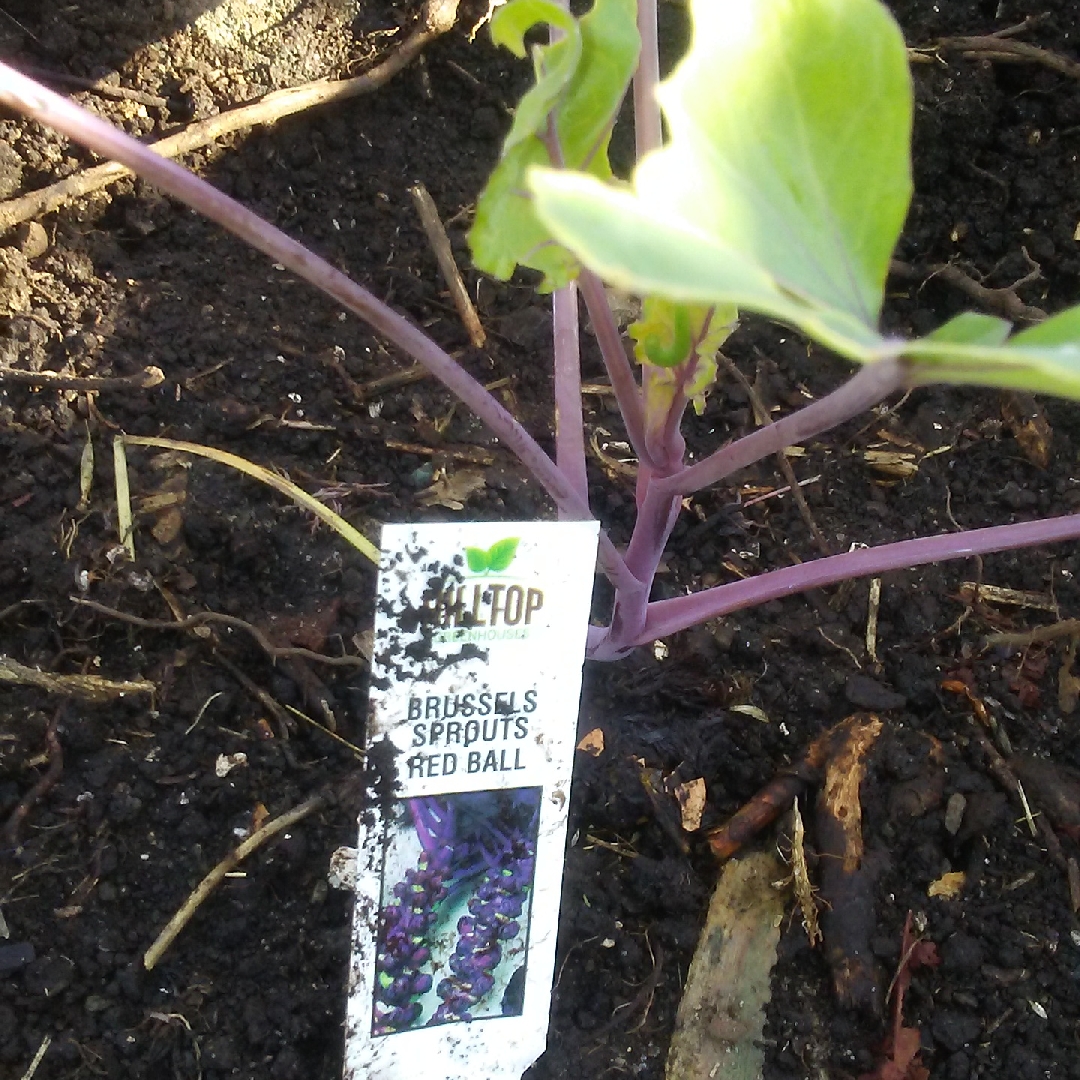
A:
[789,798,821,946]
[410,182,486,347]
[0,654,154,702]
[144,793,328,970]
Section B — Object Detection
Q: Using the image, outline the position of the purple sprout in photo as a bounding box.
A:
[372,798,455,1035]
[430,823,537,1025]
[373,789,541,1035]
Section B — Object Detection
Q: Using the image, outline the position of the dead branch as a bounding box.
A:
[0,0,461,231]
[215,653,297,743]
[385,438,495,465]
[706,720,836,860]
[0,653,155,701]
[986,619,1080,648]
[143,792,327,969]
[71,597,367,669]
[0,365,164,391]
[890,255,1047,323]
[410,182,486,347]
[816,714,885,1016]
[2,706,64,851]
[13,64,169,110]
[934,35,1080,80]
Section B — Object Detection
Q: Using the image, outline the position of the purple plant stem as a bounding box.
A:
[632,0,667,473]
[552,283,589,513]
[633,0,663,161]
[576,268,653,471]
[599,512,1080,658]
[0,64,633,563]
[602,482,681,644]
[658,358,906,497]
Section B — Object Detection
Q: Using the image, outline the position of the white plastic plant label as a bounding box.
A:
[344,520,599,1080]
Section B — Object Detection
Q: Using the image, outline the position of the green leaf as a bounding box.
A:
[529,171,885,359]
[927,311,1012,346]
[903,342,1080,399]
[1010,304,1080,347]
[486,537,520,573]
[469,0,640,292]
[530,0,911,333]
[902,303,1080,399]
[629,297,696,369]
[491,0,580,156]
[629,300,738,428]
[465,546,490,573]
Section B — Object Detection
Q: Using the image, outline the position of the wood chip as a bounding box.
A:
[1001,390,1052,469]
[863,449,919,478]
[675,777,706,832]
[576,728,605,757]
[791,798,821,946]
[928,871,966,898]
[666,851,785,1080]
[416,468,485,509]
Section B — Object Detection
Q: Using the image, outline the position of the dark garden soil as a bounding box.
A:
[3,1,1080,1077]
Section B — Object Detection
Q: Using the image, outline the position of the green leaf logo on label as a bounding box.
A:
[464,537,520,575]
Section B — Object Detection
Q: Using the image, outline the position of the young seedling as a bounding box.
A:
[2,0,1080,662]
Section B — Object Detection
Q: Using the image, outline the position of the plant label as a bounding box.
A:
[344,521,599,1080]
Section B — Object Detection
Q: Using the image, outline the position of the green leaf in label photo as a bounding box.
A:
[465,546,490,573]
[486,537,520,573]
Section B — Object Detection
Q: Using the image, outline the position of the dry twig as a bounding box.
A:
[0,365,164,391]
[143,793,328,969]
[14,64,169,109]
[71,597,366,669]
[0,653,154,701]
[410,182,486,347]
[2,707,64,852]
[722,353,832,557]
[933,34,1080,80]
[890,256,1047,323]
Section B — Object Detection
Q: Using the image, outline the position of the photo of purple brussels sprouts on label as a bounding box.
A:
[372,787,541,1036]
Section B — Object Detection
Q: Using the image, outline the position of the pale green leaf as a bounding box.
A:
[529,169,885,357]
[491,0,580,155]
[469,0,639,291]
[530,0,911,323]
[1010,304,1080,347]
[904,305,1080,398]
[928,311,1012,346]
[629,297,698,368]
[903,336,1080,399]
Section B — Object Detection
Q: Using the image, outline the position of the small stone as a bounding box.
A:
[12,221,47,260]
[844,674,906,711]
[944,793,966,835]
